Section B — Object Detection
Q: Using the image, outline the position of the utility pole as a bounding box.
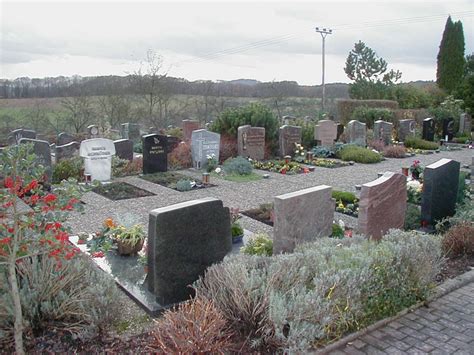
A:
[315,27,332,112]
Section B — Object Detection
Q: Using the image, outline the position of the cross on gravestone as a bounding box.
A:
[79,138,116,181]
[273,185,334,254]
[398,119,416,142]
[347,120,367,146]
[314,120,337,146]
[55,141,80,162]
[57,132,75,146]
[191,130,220,169]
[182,120,200,143]
[373,120,393,145]
[142,134,168,174]
[19,138,52,182]
[358,172,407,240]
[147,198,232,306]
[114,139,134,161]
[279,125,302,158]
[442,118,455,141]
[421,158,460,226]
[237,125,265,160]
[422,118,435,141]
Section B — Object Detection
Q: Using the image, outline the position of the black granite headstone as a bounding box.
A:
[422,118,435,141]
[9,129,37,144]
[147,198,232,305]
[114,139,134,161]
[142,134,168,174]
[421,158,460,226]
[19,138,52,181]
[442,118,455,141]
[57,132,75,146]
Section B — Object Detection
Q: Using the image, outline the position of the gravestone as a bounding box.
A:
[442,118,455,141]
[314,120,337,146]
[336,123,345,141]
[273,185,333,254]
[358,172,407,240]
[79,138,116,181]
[87,125,99,138]
[398,119,416,142]
[55,141,80,162]
[373,120,393,145]
[121,123,141,143]
[191,129,220,169]
[237,125,265,160]
[142,134,168,174]
[57,132,75,146]
[9,129,37,145]
[422,118,435,141]
[279,125,302,158]
[182,120,200,143]
[114,139,134,161]
[19,138,52,181]
[421,158,460,226]
[147,197,231,305]
[459,113,472,136]
[347,120,367,146]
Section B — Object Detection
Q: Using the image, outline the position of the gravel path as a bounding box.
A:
[67,148,473,236]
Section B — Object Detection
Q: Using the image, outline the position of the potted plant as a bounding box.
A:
[230,207,244,244]
[108,223,146,255]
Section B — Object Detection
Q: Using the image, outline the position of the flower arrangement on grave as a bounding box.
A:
[293,143,307,163]
[206,153,218,172]
[87,218,114,254]
[230,207,244,243]
[251,160,304,175]
[107,221,145,255]
[407,179,423,205]
[409,160,424,180]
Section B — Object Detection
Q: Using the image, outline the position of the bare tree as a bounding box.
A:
[60,95,95,133]
[24,99,49,132]
[97,94,132,129]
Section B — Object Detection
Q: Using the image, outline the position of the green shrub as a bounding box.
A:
[295,120,315,148]
[223,156,253,176]
[332,190,357,204]
[0,255,121,342]
[176,179,192,192]
[195,231,442,352]
[457,171,468,204]
[336,99,399,125]
[133,142,143,153]
[240,233,273,256]
[52,157,83,183]
[403,137,439,150]
[311,146,333,158]
[336,145,382,164]
[350,106,395,129]
[452,136,470,144]
[405,203,421,230]
[331,224,344,238]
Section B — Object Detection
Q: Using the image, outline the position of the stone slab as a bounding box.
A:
[347,120,367,146]
[79,138,116,181]
[114,139,134,161]
[237,125,265,160]
[279,125,302,158]
[191,129,220,169]
[314,120,337,146]
[142,134,168,174]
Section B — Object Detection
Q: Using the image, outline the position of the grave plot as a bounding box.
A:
[251,159,311,175]
[305,158,351,168]
[92,182,155,200]
[333,190,359,217]
[241,203,274,226]
[140,171,217,191]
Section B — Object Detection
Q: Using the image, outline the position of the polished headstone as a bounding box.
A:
[422,118,435,141]
[347,120,367,146]
[398,119,416,142]
[373,120,393,145]
[273,185,333,254]
[114,139,134,161]
[19,138,52,181]
[421,158,460,226]
[314,120,337,146]
[279,125,302,158]
[79,138,116,181]
[442,118,455,141]
[358,172,407,240]
[237,125,265,160]
[459,113,472,135]
[191,129,220,169]
[121,123,141,143]
[147,198,231,306]
[142,134,168,174]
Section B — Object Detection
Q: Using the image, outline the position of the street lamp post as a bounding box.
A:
[315,27,332,112]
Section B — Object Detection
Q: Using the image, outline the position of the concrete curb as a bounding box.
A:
[313,267,474,354]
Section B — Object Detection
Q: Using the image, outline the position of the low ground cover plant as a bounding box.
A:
[336,145,382,164]
[382,145,407,158]
[252,160,308,174]
[194,230,443,352]
[404,137,439,150]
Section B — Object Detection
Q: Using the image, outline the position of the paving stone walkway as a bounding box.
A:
[330,281,474,355]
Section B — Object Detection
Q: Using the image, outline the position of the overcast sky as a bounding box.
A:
[1,0,473,85]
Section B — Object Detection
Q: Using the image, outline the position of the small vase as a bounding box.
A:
[117,239,144,255]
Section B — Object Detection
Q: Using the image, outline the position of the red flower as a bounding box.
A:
[77,239,86,245]
[30,194,40,205]
[4,177,14,188]
[65,250,76,260]
[303,167,309,174]
[7,227,14,233]
[43,194,57,203]
[344,230,353,238]
[91,251,105,258]
[281,169,287,175]
[0,237,12,245]
[24,180,38,192]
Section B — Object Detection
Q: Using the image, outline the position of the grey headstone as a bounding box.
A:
[191,129,220,169]
[79,138,116,181]
[273,185,334,254]
[314,120,337,146]
[114,139,134,161]
[237,125,265,160]
[57,132,75,146]
[9,129,37,144]
[56,141,80,162]
[358,172,407,240]
[279,125,302,158]
[373,120,393,145]
[398,119,416,142]
[347,120,367,146]
[121,123,141,143]
[147,198,232,306]
[421,158,460,226]
[19,138,52,181]
[459,113,472,135]
[422,118,435,141]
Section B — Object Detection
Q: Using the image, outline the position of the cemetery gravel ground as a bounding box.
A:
[60,148,473,352]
